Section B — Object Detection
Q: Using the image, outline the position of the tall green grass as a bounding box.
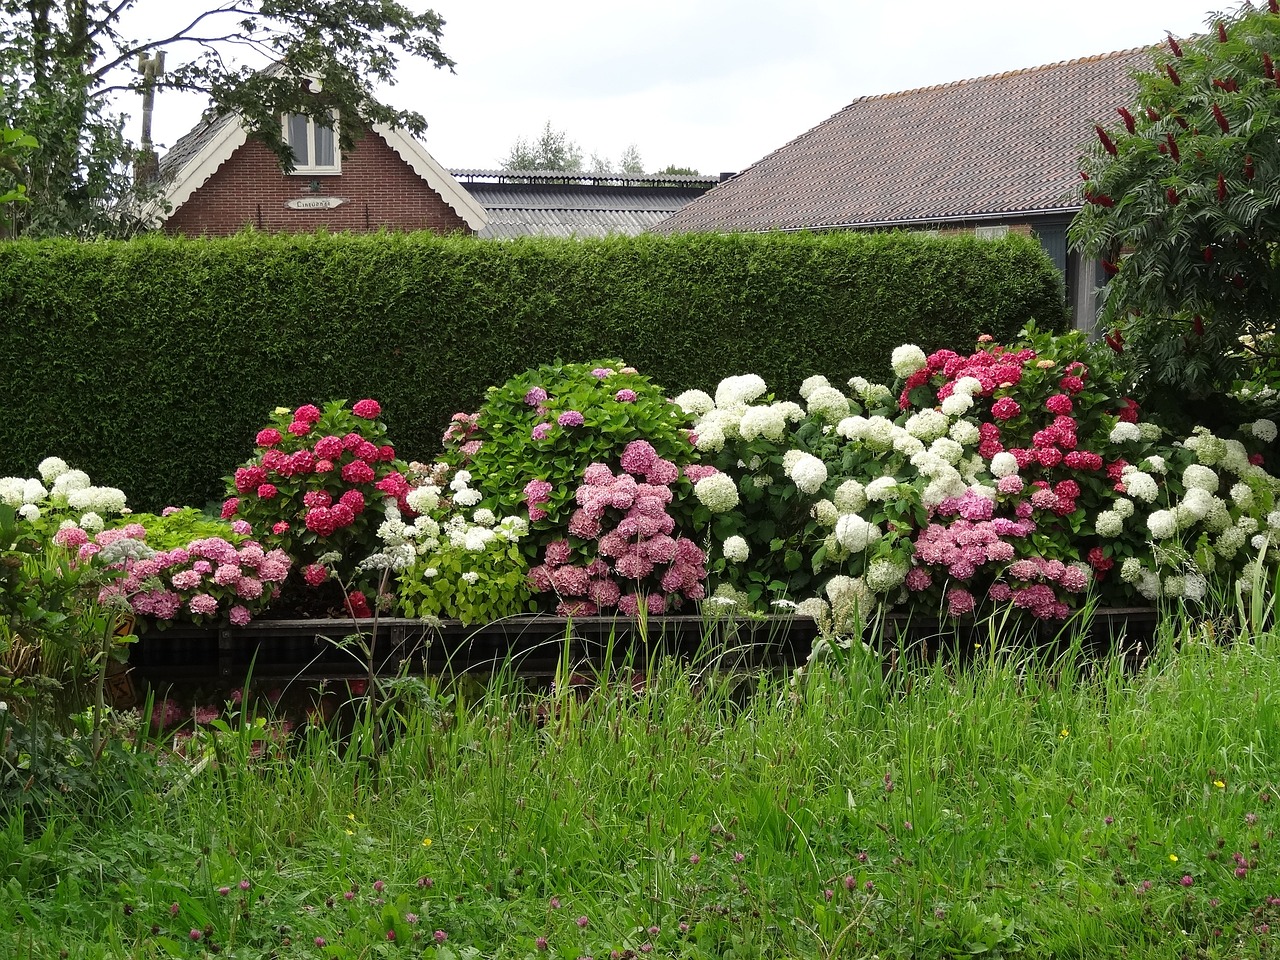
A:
[1,613,1278,958]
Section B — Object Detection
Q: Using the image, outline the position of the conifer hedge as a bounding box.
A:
[0,230,1067,508]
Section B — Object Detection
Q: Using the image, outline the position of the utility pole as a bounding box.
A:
[135,51,165,183]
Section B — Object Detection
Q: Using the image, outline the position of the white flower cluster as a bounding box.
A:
[739,405,788,442]
[1254,419,1278,443]
[890,344,928,378]
[834,513,881,553]
[694,473,740,513]
[673,389,715,417]
[806,385,851,421]
[1109,422,1141,443]
[722,535,750,563]
[449,469,482,508]
[714,374,768,410]
[786,452,828,495]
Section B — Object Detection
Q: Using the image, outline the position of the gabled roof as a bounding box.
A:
[452,172,717,239]
[154,110,488,231]
[654,46,1155,234]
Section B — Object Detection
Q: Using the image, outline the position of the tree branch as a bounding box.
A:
[89,5,262,81]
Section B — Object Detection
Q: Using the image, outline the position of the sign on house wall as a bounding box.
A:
[285,197,346,210]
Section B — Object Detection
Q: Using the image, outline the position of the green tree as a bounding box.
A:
[657,164,701,176]
[501,120,583,172]
[1069,0,1280,420]
[0,1,454,237]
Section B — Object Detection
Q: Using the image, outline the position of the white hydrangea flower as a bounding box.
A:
[453,488,482,508]
[694,422,726,453]
[891,344,928,378]
[496,515,529,540]
[37,457,69,484]
[1216,526,1247,558]
[990,452,1019,478]
[910,451,951,479]
[929,437,964,465]
[834,514,880,552]
[905,409,948,441]
[833,480,867,513]
[722,535,750,562]
[863,384,894,407]
[1112,498,1135,519]
[673,389,715,417]
[799,375,831,400]
[952,376,983,398]
[1095,511,1123,538]
[940,393,973,417]
[1147,509,1178,539]
[414,515,442,540]
[405,485,441,514]
[893,433,926,457]
[1137,422,1162,442]
[472,508,497,527]
[449,470,472,491]
[1120,557,1144,583]
[776,401,807,423]
[811,499,838,527]
[1182,463,1220,493]
[949,420,980,446]
[789,454,829,495]
[1220,440,1251,476]
[865,417,897,449]
[461,571,480,585]
[78,512,104,533]
[1183,573,1208,602]
[1239,515,1260,533]
[21,479,46,505]
[1188,428,1228,466]
[969,483,998,502]
[715,374,768,409]
[1203,498,1232,533]
[795,597,829,622]
[1269,510,1280,530]
[67,486,127,515]
[807,385,851,421]
[866,558,907,594]
[836,416,868,441]
[1142,455,1167,475]
[1230,482,1254,509]
[18,504,39,522]
[0,478,23,508]
[865,476,901,501]
[1109,422,1141,443]
[694,474,740,513]
[1178,487,1215,522]
[739,405,787,442]
[1125,472,1159,502]
[1253,419,1278,443]
[463,527,495,552]
[847,376,870,395]
[1137,571,1163,600]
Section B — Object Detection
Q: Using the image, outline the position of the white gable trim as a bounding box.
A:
[155,118,487,231]
[154,120,248,222]
[373,123,487,231]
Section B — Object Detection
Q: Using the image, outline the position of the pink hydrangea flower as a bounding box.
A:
[53,527,89,548]
[314,435,344,460]
[231,520,252,535]
[591,367,613,379]
[557,411,585,428]
[189,594,218,616]
[544,540,573,566]
[991,397,1021,421]
[220,497,240,519]
[531,423,552,441]
[620,440,658,475]
[524,479,553,505]
[524,387,549,406]
[256,428,283,448]
[683,465,719,484]
[256,483,278,500]
[615,389,638,403]
[294,404,322,424]
[352,399,382,419]
[341,461,375,484]
[946,587,976,617]
[1044,394,1074,415]
[229,605,252,626]
[288,420,311,436]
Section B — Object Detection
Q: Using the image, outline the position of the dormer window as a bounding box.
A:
[284,111,340,174]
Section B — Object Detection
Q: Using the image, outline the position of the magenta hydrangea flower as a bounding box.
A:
[341,461,375,484]
[1044,394,1073,415]
[294,404,322,425]
[615,389,638,403]
[557,410,585,428]
[352,398,382,419]
[991,397,1021,421]
[288,419,311,436]
[256,428,283,448]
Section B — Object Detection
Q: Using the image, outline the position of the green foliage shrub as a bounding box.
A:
[0,230,1066,509]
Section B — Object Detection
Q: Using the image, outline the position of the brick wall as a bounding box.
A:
[163,131,472,236]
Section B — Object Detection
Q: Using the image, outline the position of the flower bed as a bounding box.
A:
[3,326,1276,669]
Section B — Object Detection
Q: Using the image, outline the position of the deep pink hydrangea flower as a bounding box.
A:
[991,397,1021,420]
[524,479,553,505]
[256,483,278,499]
[615,389,638,403]
[314,435,344,460]
[294,404,322,424]
[256,428,283,448]
[341,461,375,484]
[620,440,658,475]
[352,398,382,419]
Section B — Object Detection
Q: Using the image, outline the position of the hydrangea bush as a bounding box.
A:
[220,399,414,595]
[435,361,709,615]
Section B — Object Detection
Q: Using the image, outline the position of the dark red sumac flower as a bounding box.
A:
[1086,191,1115,207]
[1213,103,1230,133]
[1079,170,1091,181]
[1095,124,1118,155]
[1102,259,1120,277]
[1204,246,1214,263]
[1267,53,1276,79]
[1213,78,1239,92]
[1116,107,1136,133]
[1166,134,1181,162]
[1168,32,1184,57]
[1271,0,1278,14]
[1175,115,1189,130]
[1194,315,1205,336]
[1166,187,1180,205]
[1146,107,1161,122]
[1218,21,1228,42]
[1218,172,1227,202]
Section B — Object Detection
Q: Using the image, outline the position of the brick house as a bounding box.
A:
[155,109,487,236]
[653,46,1157,331]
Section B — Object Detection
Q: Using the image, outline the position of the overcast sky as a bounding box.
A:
[130,0,1227,176]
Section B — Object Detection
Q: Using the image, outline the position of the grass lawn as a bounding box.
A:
[2,612,1279,959]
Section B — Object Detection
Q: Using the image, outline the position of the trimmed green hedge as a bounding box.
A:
[0,230,1067,508]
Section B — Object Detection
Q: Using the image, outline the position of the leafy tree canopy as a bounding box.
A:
[0,0,453,237]
[1070,0,1280,413]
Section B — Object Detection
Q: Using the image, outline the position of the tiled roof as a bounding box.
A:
[654,46,1155,234]
[157,110,237,181]
[463,182,712,239]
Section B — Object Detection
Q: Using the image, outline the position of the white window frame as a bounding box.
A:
[283,110,341,175]
[974,224,1009,240]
